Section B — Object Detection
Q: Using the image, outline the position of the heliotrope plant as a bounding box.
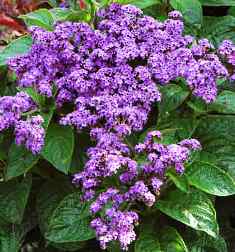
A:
[0,0,235,251]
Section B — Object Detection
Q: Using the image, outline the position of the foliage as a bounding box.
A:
[0,0,235,251]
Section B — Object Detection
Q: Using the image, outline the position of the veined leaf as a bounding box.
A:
[6,144,39,180]
[170,0,202,25]
[20,9,54,30]
[42,124,74,174]
[0,176,32,224]
[0,36,32,66]
[156,188,218,237]
[186,152,235,196]
[159,84,189,116]
[208,91,235,114]
[45,192,95,243]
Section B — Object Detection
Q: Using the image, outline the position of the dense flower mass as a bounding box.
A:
[0,92,44,153]
[7,2,230,249]
[218,40,235,80]
[0,91,35,131]
[87,131,201,250]
[14,115,45,154]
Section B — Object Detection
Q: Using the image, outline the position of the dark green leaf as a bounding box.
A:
[135,232,161,252]
[0,176,32,224]
[187,98,208,113]
[158,112,200,140]
[46,192,95,243]
[135,225,188,252]
[170,0,202,25]
[50,241,85,251]
[42,124,74,174]
[185,229,227,252]
[0,36,32,66]
[201,16,235,45]
[6,144,39,180]
[156,188,218,237]
[0,224,21,252]
[37,180,85,251]
[186,152,235,196]
[20,9,54,30]
[194,115,235,178]
[159,226,188,252]
[167,169,189,193]
[0,208,36,252]
[208,91,235,114]
[159,84,189,115]
[228,6,235,16]
[37,180,74,234]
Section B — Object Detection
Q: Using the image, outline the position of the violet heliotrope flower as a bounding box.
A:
[0,91,35,131]
[87,130,201,250]
[218,39,235,80]
[14,115,45,154]
[0,92,45,153]
[7,2,219,250]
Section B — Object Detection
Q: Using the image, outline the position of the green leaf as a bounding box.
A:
[135,232,161,252]
[159,84,189,116]
[194,115,235,178]
[46,192,95,243]
[0,208,37,252]
[156,188,218,237]
[0,36,32,66]
[185,230,228,252]
[159,226,188,252]
[200,0,235,6]
[167,169,189,193]
[158,112,200,140]
[135,225,188,252]
[17,87,46,108]
[208,91,235,114]
[37,180,85,251]
[170,0,202,25]
[6,144,39,180]
[20,9,54,30]
[117,0,161,9]
[186,152,235,196]
[48,0,58,7]
[42,124,74,174]
[201,16,235,45]
[228,6,235,16]
[50,8,73,21]
[0,176,32,224]
[41,103,56,129]
[50,241,85,251]
[37,180,74,234]
[50,8,90,22]
[6,104,55,179]
[0,224,21,252]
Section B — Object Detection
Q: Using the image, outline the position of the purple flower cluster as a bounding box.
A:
[91,210,138,250]
[0,92,44,153]
[86,130,201,250]
[7,3,217,249]
[0,92,35,131]
[15,115,45,154]
[218,40,235,80]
